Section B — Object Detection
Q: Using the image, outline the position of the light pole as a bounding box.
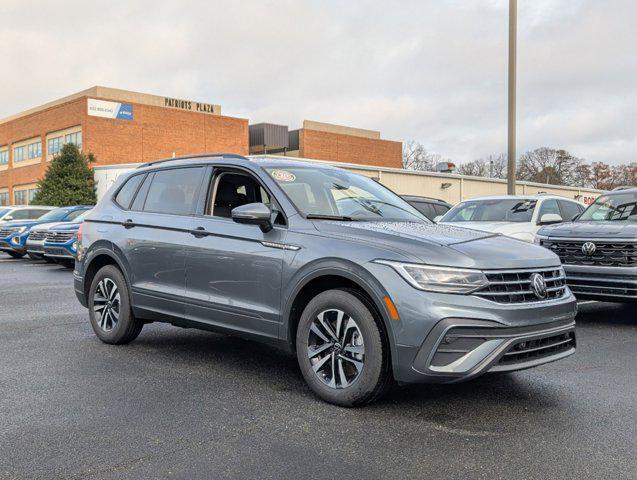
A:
[507,0,517,194]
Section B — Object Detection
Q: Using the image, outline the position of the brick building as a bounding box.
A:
[0,86,402,205]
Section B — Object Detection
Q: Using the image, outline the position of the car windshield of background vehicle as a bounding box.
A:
[265,166,428,222]
[36,208,72,223]
[442,199,537,223]
[578,193,637,222]
[0,208,10,216]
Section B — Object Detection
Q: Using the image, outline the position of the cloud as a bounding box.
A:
[0,0,635,164]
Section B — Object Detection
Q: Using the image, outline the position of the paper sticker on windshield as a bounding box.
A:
[271,170,296,182]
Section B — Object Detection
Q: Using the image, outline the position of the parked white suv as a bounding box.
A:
[0,205,55,223]
[438,195,586,243]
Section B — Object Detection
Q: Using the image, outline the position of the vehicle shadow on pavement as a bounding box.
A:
[575,301,635,326]
[130,327,568,416]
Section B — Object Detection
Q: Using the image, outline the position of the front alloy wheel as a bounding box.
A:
[296,289,391,407]
[308,309,365,389]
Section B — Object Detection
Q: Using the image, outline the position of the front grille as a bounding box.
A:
[28,231,47,241]
[498,331,576,366]
[0,228,14,237]
[474,268,567,304]
[541,239,637,267]
[45,231,75,244]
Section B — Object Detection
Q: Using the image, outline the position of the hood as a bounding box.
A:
[0,220,39,230]
[50,222,80,232]
[439,221,529,234]
[539,221,637,239]
[312,220,559,269]
[30,222,65,232]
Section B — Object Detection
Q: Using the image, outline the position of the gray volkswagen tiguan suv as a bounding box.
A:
[75,154,577,406]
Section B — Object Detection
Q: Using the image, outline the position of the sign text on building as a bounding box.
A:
[164,97,219,115]
[87,99,133,121]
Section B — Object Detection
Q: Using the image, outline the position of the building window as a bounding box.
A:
[0,150,8,165]
[65,131,82,149]
[13,187,39,206]
[14,190,27,205]
[14,145,27,162]
[0,192,8,206]
[48,136,63,156]
[27,141,42,159]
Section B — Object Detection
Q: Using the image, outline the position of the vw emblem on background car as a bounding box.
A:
[530,273,548,299]
[581,242,597,256]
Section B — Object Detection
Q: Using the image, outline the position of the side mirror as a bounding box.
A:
[433,215,443,223]
[4,215,13,221]
[231,203,273,232]
[539,213,563,225]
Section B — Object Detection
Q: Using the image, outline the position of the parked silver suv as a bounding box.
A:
[74,155,577,406]
[537,188,637,302]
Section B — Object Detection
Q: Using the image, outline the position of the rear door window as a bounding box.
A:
[143,167,204,215]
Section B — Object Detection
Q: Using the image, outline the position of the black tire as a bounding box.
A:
[296,289,391,407]
[88,265,143,345]
[44,256,56,264]
[28,252,45,261]
[6,251,24,259]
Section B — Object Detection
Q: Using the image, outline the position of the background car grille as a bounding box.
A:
[541,239,637,267]
[45,231,75,243]
[474,268,567,304]
[0,228,14,237]
[498,331,576,366]
[28,231,47,241]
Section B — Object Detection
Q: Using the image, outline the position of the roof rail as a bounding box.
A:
[611,186,634,191]
[137,153,249,169]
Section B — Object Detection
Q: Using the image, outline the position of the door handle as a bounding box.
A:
[191,226,208,238]
[123,219,135,229]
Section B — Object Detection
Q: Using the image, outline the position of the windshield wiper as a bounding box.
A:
[306,214,357,221]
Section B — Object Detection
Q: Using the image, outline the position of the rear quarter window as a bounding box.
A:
[114,174,145,209]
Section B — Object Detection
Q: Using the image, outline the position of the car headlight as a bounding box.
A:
[374,260,488,294]
[534,234,548,245]
[12,226,27,234]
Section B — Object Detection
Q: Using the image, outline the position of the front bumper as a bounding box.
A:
[44,241,77,259]
[0,236,27,254]
[397,318,575,384]
[564,264,637,302]
[26,239,46,255]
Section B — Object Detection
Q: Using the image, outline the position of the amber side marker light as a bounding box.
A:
[383,297,399,321]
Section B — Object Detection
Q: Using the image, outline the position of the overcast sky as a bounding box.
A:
[1,0,635,164]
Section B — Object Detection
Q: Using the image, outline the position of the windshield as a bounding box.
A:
[578,193,637,222]
[71,210,92,223]
[442,199,537,223]
[265,166,427,222]
[36,208,73,223]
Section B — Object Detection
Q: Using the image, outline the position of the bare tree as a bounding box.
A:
[402,141,444,171]
[457,154,507,179]
[517,148,581,185]
[589,162,613,190]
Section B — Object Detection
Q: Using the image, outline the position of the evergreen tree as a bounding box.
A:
[32,143,97,206]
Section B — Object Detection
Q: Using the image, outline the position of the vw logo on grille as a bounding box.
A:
[581,242,597,256]
[530,273,547,299]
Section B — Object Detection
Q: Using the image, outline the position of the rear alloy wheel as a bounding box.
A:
[88,265,143,344]
[296,289,391,407]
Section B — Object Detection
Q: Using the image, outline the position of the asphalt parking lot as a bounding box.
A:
[0,257,635,480]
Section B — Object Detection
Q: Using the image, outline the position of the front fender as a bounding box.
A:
[281,258,400,377]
